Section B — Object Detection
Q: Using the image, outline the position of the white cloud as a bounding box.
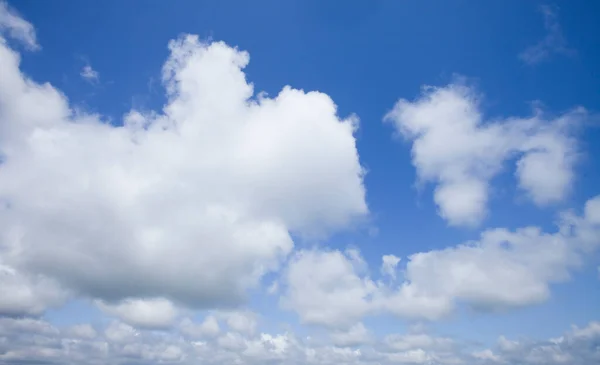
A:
[80,64,99,83]
[180,315,220,339]
[498,335,521,352]
[472,349,502,362]
[103,321,139,344]
[586,196,600,224]
[383,332,453,353]
[280,249,377,329]
[395,226,581,314]
[381,254,401,280]
[0,1,38,50]
[385,83,583,226]
[329,322,371,347]
[281,248,450,326]
[281,195,600,325]
[222,311,258,335]
[97,298,179,329]
[384,348,433,364]
[493,322,600,365]
[519,5,573,65]
[0,263,67,316]
[570,321,600,339]
[0,316,59,337]
[0,33,367,315]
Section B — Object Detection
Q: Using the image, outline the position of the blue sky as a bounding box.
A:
[0,1,599,364]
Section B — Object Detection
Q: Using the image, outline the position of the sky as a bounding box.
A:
[0,0,599,364]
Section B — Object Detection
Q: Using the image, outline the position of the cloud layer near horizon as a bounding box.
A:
[1,315,599,365]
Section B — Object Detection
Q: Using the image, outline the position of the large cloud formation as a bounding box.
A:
[0,10,367,315]
[385,83,584,227]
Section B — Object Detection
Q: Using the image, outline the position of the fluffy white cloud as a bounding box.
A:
[0,317,59,337]
[180,315,220,339]
[472,349,502,362]
[97,298,179,329]
[0,1,38,50]
[0,24,367,316]
[395,225,582,313]
[218,311,258,335]
[498,335,520,353]
[282,195,600,324]
[385,83,584,226]
[329,322,372,347]
[0,263,67,316]
[280,248,450,325]
[280,249,377,329]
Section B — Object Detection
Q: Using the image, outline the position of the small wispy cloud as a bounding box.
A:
[80,64,99,83]
[0,1,39,50]
[519,4,574,65]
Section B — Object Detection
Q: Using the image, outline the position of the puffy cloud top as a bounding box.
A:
[0,33,367,315]
[385,83,583,226]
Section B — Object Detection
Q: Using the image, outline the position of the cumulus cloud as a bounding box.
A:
[519,5,573,65]
[281,248,452,325]
[385,83,583,226]
[216,310,258,335]
[392,195,600,316]
[0,263,67,316]
[281,195,600,325]
[1,316,598,365]
[472,349,502,362]
[329,322,372,347]
[280,249,377,329]
[180,315,220,339]
[0,29,367,316]
[80,64,99,83]
[0,1,38,50]
[96,298,179,330]
[103,321,139,344]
